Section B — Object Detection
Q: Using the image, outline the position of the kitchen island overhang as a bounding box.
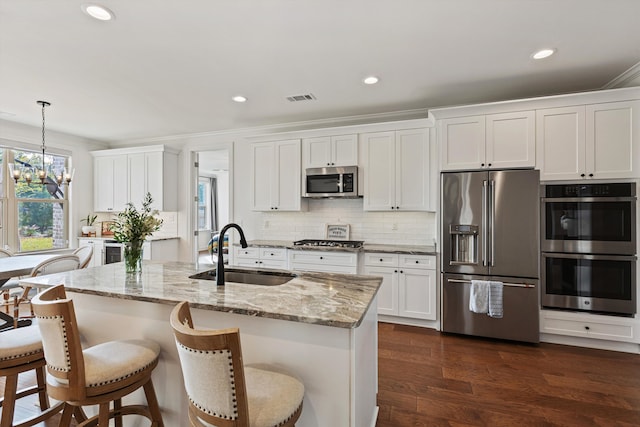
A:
[20,261,382,427]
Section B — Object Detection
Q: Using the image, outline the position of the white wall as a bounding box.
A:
[0,119,108,248]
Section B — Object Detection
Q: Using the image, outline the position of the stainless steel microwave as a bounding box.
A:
[304,166,358,198]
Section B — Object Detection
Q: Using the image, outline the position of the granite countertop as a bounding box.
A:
[78,236,179,241]
[19,261,381,329]
[241,240,437,255]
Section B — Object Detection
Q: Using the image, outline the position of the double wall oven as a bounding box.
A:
[541,182,637,316]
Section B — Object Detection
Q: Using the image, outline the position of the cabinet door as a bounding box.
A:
[331,134,358,166]
[486,111,535,169]
[251,143,275,211]
[128,153,146,209]
[395,129,430,211]
[273,140,301,211]
[364,266,398,316]
[145,151,165,210]
[439,116,485,170]
[536,106,586,181]
[302,137,332,168]
[398,268,436,320]
[587,100,640,179]
[362,131,396,211]
[95,155,128,212]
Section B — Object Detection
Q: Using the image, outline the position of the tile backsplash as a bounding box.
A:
[258,199,437,246]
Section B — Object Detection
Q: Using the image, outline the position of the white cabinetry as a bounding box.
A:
[127,149,178,211]
[251,139,304,211]
[541,310,639,344]
[142,239,179,261]
[289,250,358,274]
[361,128,431,211]
[536,101,640,180]
[78,238,105,268]
[94,155,128,212]
[439,111,535,171]
[302,134,358,168]
[233,246,288,270]
[92,145,178,212]
[364,253,436,320]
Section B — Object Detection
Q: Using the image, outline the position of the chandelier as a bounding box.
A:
[8,100,74,186]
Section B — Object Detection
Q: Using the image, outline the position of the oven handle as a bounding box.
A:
[447,278,536,288]
[541,196,636,203]
[542,253,637,261]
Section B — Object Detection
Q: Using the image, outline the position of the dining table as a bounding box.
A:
[0,253,57,330]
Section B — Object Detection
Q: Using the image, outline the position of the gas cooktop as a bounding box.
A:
[293,239,364,249]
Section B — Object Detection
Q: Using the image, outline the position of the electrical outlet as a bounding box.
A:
[391,223,398,231]
[263,220,270,228]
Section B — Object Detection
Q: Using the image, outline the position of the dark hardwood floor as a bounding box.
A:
[3,322,639,426]
[377,322,640,427]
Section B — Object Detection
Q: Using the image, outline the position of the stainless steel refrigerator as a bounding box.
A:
[441,169,540,343]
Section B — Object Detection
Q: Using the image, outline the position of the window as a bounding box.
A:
[4,149,70,252]
[197,177,211,230]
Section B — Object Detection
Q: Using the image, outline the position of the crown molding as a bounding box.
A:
[603,61,640,89]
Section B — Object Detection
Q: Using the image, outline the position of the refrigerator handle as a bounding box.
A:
[489,179,495,267]
[482,180,488,267]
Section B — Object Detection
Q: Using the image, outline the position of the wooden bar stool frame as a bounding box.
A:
[31,284,164,427]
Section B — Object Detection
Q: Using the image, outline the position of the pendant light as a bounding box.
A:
[9,100,74,186]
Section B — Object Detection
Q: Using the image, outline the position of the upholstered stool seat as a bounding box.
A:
[0,325,64,427]
[32,284,164,427]
[171,301,304,427]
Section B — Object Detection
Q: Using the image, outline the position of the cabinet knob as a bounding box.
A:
[394,270,398,273]
[379,258,383,262]
[580,173,586,178]
[396,206,399,209]
[415,260,419,264]
[481,163,485,167]
[400,270,404,274]
[327,163,330,166]
[391,206,395,210]
[320,256,324,260]
[584,326,590,331]
[488,163,492,167]
[588,173,594,177]
[270,253,274,256]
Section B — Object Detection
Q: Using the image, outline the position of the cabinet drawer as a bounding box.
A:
[235,247,259,259]
[541,313,637,343]
[364,253,398,267]
[290,250,358,267]
[259,247,287,260]
[398,255,435,270]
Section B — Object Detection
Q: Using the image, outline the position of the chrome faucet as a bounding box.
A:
[216,223,248,286]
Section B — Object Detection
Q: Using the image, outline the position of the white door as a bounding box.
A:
[486,111,535,169]
[395,128,430,211]
[362,131,396,211]
[398,268,436,320]
[439,116,485,170]
[251,143,274,211]
[536,106,586,181]
[273,140,301,211]
[365,266,398,316]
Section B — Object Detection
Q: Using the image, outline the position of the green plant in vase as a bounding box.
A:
[111,193,163,273]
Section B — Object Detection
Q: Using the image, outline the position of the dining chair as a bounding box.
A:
[0,325,67,427]
[73,245,94,269]
[0,248,18,314]
[13,254,80,324]
[170,301,304,427]
[31,284,164,426]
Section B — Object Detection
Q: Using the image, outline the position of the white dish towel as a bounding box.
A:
[488,281,504,318]
[469,280,490,313]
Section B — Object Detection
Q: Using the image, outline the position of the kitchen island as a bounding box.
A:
[20,261,381,427]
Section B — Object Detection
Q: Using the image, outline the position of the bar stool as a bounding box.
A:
[170,301,304,427]
[0,325,65,427]
[31,284,164,427]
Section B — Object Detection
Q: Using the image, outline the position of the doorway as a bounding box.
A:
[195,149,230,267]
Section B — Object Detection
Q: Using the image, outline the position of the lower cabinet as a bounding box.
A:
[234,246,288,270]
[364,252,436,320]
[540,310,639,344]
[141,239,179,262]
[288,250,358,274]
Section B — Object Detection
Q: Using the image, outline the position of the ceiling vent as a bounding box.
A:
[286,93,316,102]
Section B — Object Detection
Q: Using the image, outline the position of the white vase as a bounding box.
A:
[82,225,96,235]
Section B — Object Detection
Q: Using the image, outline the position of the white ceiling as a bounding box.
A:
[1,0,639,143]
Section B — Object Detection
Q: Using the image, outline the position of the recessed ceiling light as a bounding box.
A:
[531,48,556,60]
[363,76,379,85]
[232,95,247,103]
[81,4,115,21]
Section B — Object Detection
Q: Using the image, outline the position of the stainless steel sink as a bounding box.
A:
[189,268,296,286]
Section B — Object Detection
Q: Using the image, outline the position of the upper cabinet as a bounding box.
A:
[439,111,535,171]
[94,155,128,212]
[361,128,432,211]
[251,139,305,211]
[537,100,640,181]
[302,134,358,168]
[92,145,178,212]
